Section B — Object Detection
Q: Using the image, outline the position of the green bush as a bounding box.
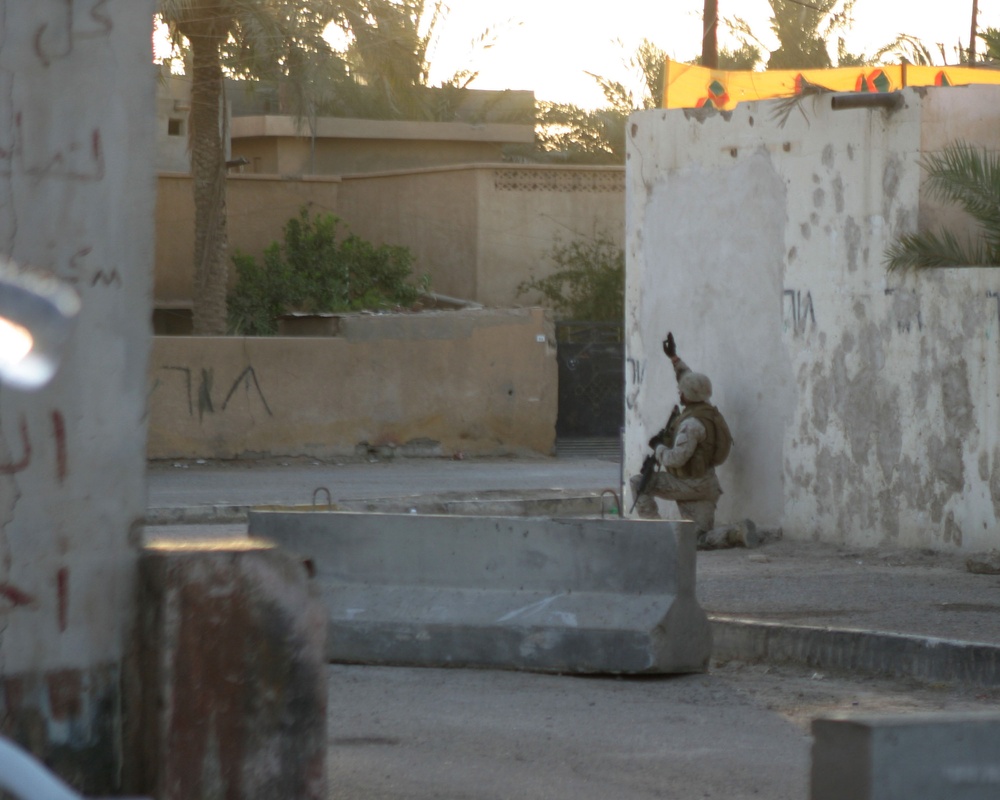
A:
[228,207,428,335]
[517,233,624,322]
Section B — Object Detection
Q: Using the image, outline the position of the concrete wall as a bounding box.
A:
[625,86,1000,555]
[477,166,626,307]
[147,308,557,460]
[154,164,625,313]
[155,173,341,307]
[229,115,534,176]
[0,2,155,791]
[335,167,481,301]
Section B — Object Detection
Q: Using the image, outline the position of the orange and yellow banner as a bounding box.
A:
[662,58,1000,111]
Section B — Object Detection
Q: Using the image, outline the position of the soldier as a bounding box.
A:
[629,332,756,549]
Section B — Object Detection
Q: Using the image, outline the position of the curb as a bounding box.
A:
[145,505,250,525]
[710,617,1000,687]
[144,492,615,526]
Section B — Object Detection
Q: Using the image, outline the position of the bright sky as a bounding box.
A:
[426,0,1000,108]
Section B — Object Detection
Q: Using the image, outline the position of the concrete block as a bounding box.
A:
[811,713,1000,800]
[247,511,712,674]
[127,539,327,800]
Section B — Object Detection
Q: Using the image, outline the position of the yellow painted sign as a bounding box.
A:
[662,58,1000,110]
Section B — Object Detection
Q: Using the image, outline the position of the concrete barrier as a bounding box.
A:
[247,511,712,674]
[811,712,1000,799]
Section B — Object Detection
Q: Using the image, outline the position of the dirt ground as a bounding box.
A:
[708,658,1000,734]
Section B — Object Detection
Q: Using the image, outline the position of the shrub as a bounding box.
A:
[516,233,624,322]
[227,207,428,335]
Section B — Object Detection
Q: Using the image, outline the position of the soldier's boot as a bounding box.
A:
[698,519,759,550]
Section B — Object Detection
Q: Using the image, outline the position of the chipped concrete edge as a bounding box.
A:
[710,617,1000,687]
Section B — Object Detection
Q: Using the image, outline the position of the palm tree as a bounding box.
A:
[158,0,341,334]
[885,141,1000,270]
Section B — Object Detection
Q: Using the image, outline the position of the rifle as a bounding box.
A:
[629,404,681,514]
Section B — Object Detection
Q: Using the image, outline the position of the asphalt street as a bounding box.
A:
[144,454,1000,799]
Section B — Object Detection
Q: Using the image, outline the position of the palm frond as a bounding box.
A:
[769,76,832,128]
[884,228,996,272]
[920,142,1000,245]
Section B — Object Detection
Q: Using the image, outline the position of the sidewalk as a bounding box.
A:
[145,455,1000,685]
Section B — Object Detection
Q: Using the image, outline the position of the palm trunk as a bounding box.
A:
[188,29,229,335]
[702,0,719,69]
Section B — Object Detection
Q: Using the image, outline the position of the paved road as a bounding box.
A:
[146,455,1000,650]
[144,455,1000,798]
[325,661,996,800]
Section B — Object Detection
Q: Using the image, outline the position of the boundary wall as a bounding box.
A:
[154,165,624,313]
[147,308,557,460]
[625,86,1000,554]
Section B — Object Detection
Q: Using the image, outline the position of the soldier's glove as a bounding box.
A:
[662,332,676,359]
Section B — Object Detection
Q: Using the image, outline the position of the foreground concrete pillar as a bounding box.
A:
[811,713,1000,800]
[126,539,327,800]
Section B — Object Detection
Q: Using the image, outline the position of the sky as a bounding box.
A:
[424,0,1000,108]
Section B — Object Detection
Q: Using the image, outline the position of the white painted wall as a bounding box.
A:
[625,87,1000,554]
[0,0,155,765]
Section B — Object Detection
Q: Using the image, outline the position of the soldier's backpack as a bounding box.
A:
[680,404,733,469]
[708,406,733,467]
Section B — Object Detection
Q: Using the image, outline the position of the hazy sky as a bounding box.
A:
[427,1,1000,107]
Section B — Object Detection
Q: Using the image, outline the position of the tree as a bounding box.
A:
[766,0,839,69]
[328,0,509,121]
[885,141,1000,270]
[702,0,719,69]
[530,38,668,165]
[158,0,341,335]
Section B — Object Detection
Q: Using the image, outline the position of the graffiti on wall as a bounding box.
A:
[884,287,924,334]
[153,365,274,422]
[0,1,119,285]
[783,289,816,335]
[626,357,645,412]
[0,409,69,617]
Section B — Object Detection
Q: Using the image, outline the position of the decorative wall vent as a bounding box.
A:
[493,169,625,193]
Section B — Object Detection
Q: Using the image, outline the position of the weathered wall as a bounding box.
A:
[229,115,534,176]
[147,308,557,459]
[154,164,625,312]
[154,67,193,174]
[0,1,155,791]
[625,86,1000,554]
[477,167,626,307]
[336,167,481,301]
[155,173,341,309]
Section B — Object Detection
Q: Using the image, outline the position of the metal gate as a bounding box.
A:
[555,321,624,439]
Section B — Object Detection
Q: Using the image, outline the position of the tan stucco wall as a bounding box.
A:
[477,167,626,307]
[235,135,510,175]
[336,167,481,300]
[147,308,557,460]
[229,115,534,176]
[154,165,625,312]
[155,173,341,306]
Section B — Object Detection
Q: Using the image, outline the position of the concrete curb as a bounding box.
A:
[711,617,1000,687]
[144,492,615,526]
[145,505,249,525]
